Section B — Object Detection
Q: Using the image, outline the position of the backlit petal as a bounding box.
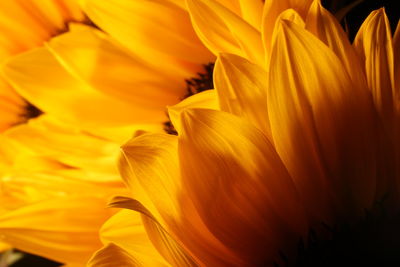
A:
[186,0,264,66]
[269,20,377,222]
[2,47,166,127]
[83,0,213,76]
[168,90,218,134]
[100,209,169,266]
[0,196,112,265]
[214,53,270,136]
[306,0,367,87]
[354,8,395,120]
[109,196,198,267]
[87,243,139,267]
[179,108,307,264]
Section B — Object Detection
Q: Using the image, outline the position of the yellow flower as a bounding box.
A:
[88,1,400,266]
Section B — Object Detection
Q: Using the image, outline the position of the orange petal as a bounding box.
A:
[178,108,307,264]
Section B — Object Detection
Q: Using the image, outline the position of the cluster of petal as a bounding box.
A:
[88,0,400,266]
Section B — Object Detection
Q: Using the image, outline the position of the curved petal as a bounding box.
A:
[268,20,378,222]
[306,0,367,87]
[168,90,218,134]
[0,195,112,265]
[87,243,139,267]
[178,108,307,265]
[262,0,313,58]
[4,115,120,178]
[109,196,198,267]
[46,26,185,109]
[83,0,214,77]
[119,133,241,266]
[0,0,83,57]
[214,53,270,136]
[2,46,168,127]
[394,20,400,100]
[354,8,395,121]
[100,209,169,266]
[186,0,264,66]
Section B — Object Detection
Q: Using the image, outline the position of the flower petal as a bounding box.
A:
[168,90,218,134]
[83,0,213,66]
[262,0,313,58]
[4,115,120,179]
[119,133,240,266]
[109,196,197,267]
[306,0,367,87]
[394,20,400,97]
[354,8,395,120]
[214,53,270,136]
[186,0,264,66]
[100,209,169,266]
[46,26,185,111]
[178,108,307,264]
[87,243,139,267]
[0,196,112,265]
[269,20,378,222]
[2,46,166,127]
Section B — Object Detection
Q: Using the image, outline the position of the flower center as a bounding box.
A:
[163,63,214,135]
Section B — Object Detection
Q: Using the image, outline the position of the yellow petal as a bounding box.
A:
[262,0,313,58]
[4,115,120,178]
[0,0,83,58]
[179,108,307,264]
[0,195,112,265]
[83,0,213,82]
[214,53,270,136]
[119,133,240,266]
[46,24,186,106]
[109,196,197,267]
[87,243,139,267]
[269,20,377,221]
[100,209,169,266]
[354,8,395,120]
[2,46,166,127]
[186,0,264,66]
[120,133,181,224]
[84,0,212,64]
[237,0,264,30]
[394,20,400,98]
[168,90,218,134]
[306,0,367,87]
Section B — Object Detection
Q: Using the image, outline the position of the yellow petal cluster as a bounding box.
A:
[88,0,400,266]
[0,0,399,266]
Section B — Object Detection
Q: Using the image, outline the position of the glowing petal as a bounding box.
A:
[214,53,270,136]
[354,8,395,120]
[178,108,307,264]
[168,90,218,134]
[3,47,166,127]
[100,209,169,266]
[83,0,213,80]
[262,0,313,58]
[109,196,197,267]
[269,20,377,222]
[186,0,264,66]
[119,132,240,266]
[306,0,366,87]
[0,196,112,265]
[87,243,139,267]
[4,115,120,178]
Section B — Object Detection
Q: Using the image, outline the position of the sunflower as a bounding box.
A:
[87,0,400,266]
